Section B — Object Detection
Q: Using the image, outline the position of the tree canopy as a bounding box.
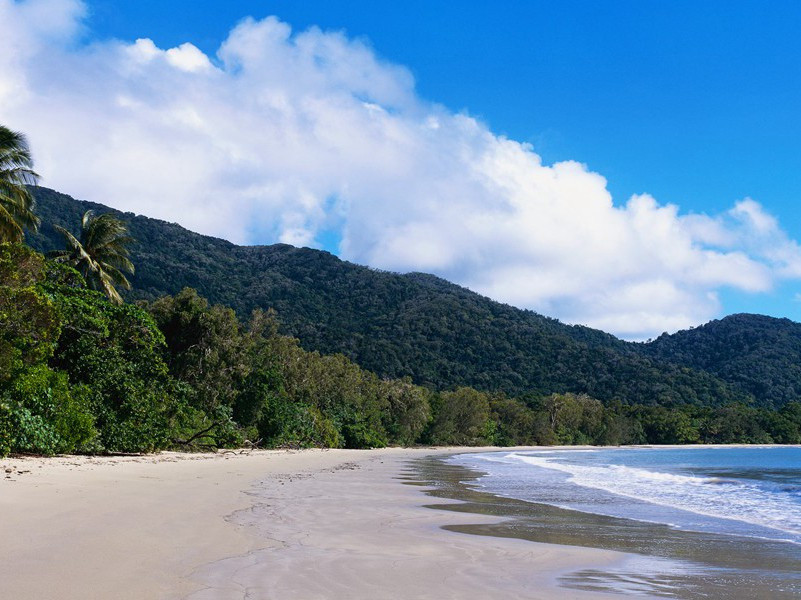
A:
[27,187,776,410]
[4,126,800,459]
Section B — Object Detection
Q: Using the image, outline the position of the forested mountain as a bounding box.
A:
[639,314,801,408]
[29,186,799,408]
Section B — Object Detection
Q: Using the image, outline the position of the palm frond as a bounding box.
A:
[98,270,124,304]
[100,263,132,290]
[0,125,40,241]
[0,187,40,232]
[53,224,84,254]
[99,254,135,276]
[52,210,136,303]
[0,205,24,242]
[0,128,34,168]
[0,167,39,186]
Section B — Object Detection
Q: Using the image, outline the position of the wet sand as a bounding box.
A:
[1,447,631,600]
[417,454,801,599]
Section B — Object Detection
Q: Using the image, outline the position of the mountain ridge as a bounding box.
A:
[27,186,800,407]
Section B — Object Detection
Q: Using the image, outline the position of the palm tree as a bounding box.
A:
[50,211,135,304]
[0,125,40,242]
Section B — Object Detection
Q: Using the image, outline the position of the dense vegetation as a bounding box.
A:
[28,187,776,409]
[4,239,801,457]
[640,314,801,408]
[2,182,801,456]
[2,103,800,459]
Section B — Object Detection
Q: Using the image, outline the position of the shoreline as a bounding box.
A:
[1,447,630,599]
[437,446,801,599]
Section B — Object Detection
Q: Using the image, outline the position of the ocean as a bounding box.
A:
[451,446,801,545]
[418,446,801,598]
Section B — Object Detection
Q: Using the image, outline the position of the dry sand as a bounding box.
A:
[0,447,633,599]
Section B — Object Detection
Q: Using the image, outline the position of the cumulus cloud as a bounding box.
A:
[2,0,800,339]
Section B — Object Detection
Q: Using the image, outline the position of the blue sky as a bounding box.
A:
[4,0,801,337]
[86,1,801,218]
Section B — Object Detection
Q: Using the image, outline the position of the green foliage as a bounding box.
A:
[6,186,801,454]
[382,378,432,446]
[146,290,404,449]
[0,400,11,456]
[634,405,701,445]
[488,394,537,446]
[428,387,492,445]
[49,210,135,304]
[542,393,606,445]
[0,244,61,375]
[0,242,95,456]
[641,314,801,408]
[28,187,756,409]
[256,397,341,448]
[0,125,39,243]
[147,288,249,414]
[0,241,44,286]
[699,404,773,444]
[266,336,390,448]
[0,365,95,455]
[47,284,175,453]
[45,260,86,288]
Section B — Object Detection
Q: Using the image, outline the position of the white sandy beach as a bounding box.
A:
[1,447,634,599]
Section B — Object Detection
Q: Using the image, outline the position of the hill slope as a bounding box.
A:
[27,186,763,406]
[639,314,801,408]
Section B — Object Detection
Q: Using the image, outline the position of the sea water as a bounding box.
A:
[437,446,801,597]
[450,446,801,545]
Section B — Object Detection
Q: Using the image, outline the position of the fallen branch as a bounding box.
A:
[171,422,220,448]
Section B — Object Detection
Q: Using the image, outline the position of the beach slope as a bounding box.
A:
[1,448,625,599]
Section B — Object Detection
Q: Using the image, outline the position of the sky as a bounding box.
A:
[2,0,801,339]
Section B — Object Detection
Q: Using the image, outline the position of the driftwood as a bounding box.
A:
[173,425,266,454]
[171,422,220,450]
[219,438,263,455]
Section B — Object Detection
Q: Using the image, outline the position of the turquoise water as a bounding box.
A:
[450,446,801,545]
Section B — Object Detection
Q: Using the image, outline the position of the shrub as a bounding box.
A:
[48,285,176,452]
[257,397,341,448]
[0,365,95,455]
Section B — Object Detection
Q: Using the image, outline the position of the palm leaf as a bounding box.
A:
[0,204,23,242]
[52,212,135,304]
[0,125,39,241]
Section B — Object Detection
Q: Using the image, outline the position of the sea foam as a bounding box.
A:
[455,447,801,544]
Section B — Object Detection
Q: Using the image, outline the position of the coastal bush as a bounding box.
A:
[488,394,537,446]
[542,393,606,445]
[701,404,772,444]
[757,411,800,444]
[48,285,176,452]
[233,367,284,428]
[428,387,491,445]
[6,240,801,456]
[257,397,341,447]
[0,244,62,374]
[147,288,250,414]
[0,365,95,455]
[382,378,431,446]
[340,410,387,448]
[635,405,702,444]
[0,400,11,456]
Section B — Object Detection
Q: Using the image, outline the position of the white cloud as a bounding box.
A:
[2,0,800,339]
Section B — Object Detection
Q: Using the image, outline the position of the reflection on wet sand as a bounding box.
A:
[405,456,801,599]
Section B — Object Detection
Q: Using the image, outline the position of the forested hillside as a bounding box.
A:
[28,187,800,408]
[639,314,801,408]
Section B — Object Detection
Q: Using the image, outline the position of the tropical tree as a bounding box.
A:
[0,125,40,242]
[50,211,135,304]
